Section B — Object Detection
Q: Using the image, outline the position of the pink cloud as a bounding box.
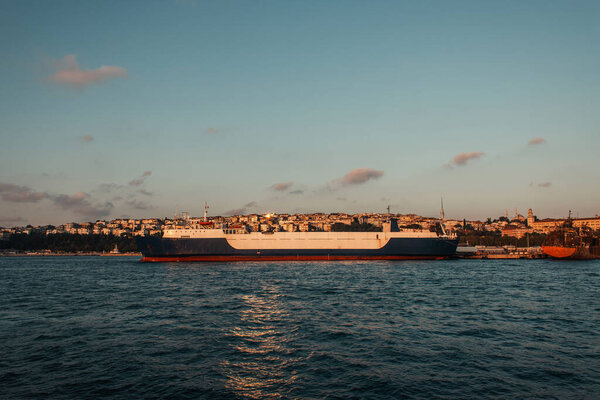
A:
[270,182,293,191]
[52,192,88,208]
[129,171,152,186]
[323,168,384,191]
[52,192,113,217]
[0,216,25,223]
[48,55,127,88]
[538,182,552,188]
[340,168,383,185]
[225,201,257,216]
[452,152,485,166]
[0,183,48,203]
[80,135,94,143]
[126,199,151,210]
[528,137,546,145]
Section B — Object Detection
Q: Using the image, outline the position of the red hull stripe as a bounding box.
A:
[141,255,447,262]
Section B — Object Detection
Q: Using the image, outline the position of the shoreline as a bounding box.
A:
[0,252,141,257]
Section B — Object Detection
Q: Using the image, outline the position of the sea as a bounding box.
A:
[1,257,599,400]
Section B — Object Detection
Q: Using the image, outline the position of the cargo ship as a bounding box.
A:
[542,212,600,260]
[136,212,459,262]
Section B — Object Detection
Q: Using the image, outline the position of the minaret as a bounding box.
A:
[440,197,445,220]
[437,197,447,236]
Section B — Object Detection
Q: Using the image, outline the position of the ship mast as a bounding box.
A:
[204,202,209,222]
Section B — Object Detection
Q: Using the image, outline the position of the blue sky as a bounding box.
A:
[1,0,599,225]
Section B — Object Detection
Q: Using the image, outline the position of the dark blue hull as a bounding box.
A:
[136,236,459,261]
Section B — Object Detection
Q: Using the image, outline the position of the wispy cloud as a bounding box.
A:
[51,192,113,217]
[79,135,94,143]
[96,183,123,193]
[1,181,117,219]
[48,55,127,88]
[289,190,303,195]
[204,127,220,134]
[129,171,152,186]
[450,152,485,167]
[528,137,546,146]
[126,199,151,210]
[340,168,383,185]
[270,182,293,191]
[538,182,552,188]
[325,168,383,190]
[0,216,25,223]
[225,201,257,216]
[137,189,153,196]
[0,183,48,203]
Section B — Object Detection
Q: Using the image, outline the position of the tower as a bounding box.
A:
[527,208,534,227]
[440,197,445,220]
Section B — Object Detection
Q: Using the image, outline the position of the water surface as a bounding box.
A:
[1,257,599,399]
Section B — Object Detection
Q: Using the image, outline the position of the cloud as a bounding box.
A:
[325,168,384,190]
[129,171,152,186]
[538,182,552,188]
[126,199,151,210]
[204,126,232,135]
[451,152,485,166]
[225,201,257,216]
[0,183,48,203]
[48,55,127,88]
[52,191,89,208]
[52,192,113,217]
[270,182,293,191]
[0,182,115,218]
[0,216,25,223]
[340,168,384,185]
[137,189,153,196]
[79,135,94,143]
[528,137,546,146]
[75,203,113,217]
[289,190,303,195]
[96,183,123,193]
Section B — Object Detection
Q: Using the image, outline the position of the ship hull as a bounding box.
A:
[136,237,459,262]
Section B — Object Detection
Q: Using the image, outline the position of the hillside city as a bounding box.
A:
[2,208,600,240]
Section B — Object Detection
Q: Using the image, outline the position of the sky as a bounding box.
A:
[1,0,599,226]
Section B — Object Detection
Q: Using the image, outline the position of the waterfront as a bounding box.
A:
[1,257,599,399]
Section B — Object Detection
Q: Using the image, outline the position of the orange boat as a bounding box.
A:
[542,245,600,260]
[542,214,600,259]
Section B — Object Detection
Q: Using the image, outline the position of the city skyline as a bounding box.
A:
[1,1,599,225]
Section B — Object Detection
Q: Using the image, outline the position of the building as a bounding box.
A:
[572,217,600,230]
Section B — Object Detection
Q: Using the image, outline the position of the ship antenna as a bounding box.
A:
[204,202,209,222]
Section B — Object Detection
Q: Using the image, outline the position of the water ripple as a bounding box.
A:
[0,257,599,399]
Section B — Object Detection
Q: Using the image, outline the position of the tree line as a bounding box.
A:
[0,233,138,253]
